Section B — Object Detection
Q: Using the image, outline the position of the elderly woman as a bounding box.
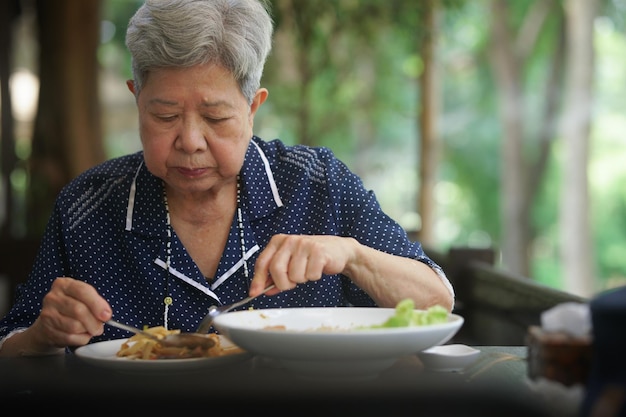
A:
[0,0,453,356]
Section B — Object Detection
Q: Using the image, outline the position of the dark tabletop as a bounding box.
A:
[0,345,563,416]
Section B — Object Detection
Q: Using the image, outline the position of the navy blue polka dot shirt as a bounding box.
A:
[0,136,450,347]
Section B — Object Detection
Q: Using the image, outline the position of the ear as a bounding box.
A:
[126,79,136,95]
[250,88,268,117]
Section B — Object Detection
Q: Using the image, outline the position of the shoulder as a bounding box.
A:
[250,137,367,210]
[55,152,144,208]
[252,136,345,181]
[62,152,143,190]
[253,136,337,161]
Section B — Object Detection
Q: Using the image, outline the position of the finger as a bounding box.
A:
[41,289,92,339]
[32,313,94,349]
[250,242,278,295]
[249,271,279,297]
[36,297,94,350]
[266,244,297,291]
[287,247,310,284]
[59,278,112,322]
[47,278,111,336]
[297,237,331,282]
[303,252,326,282]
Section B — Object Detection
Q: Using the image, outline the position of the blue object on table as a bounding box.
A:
[581,285,626,417]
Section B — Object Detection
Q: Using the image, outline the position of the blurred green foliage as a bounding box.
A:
[99,0,626,293]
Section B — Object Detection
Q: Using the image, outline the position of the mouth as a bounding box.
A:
[176,167,208,178]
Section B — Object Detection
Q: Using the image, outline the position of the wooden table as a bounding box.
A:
[0,345,570,416]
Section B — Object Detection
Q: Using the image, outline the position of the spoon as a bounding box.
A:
[106,319,216,350]
[196,284,276,334]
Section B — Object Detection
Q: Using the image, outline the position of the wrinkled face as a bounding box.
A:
[129,63,266,196]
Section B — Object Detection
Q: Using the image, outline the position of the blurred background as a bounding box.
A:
[1,0,625,316]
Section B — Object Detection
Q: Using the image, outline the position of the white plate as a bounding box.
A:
[213,307,464,380]
[417,343,480,372]
[74,336,251,373]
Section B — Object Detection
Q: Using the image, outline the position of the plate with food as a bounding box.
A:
[213,299,464,380]
[75,327,251,373]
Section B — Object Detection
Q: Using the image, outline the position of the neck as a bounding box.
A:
[164,182,238,227]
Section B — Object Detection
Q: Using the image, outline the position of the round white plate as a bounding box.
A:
[213,307,464,379]
[417,343,480,372]
[74,336,251,373]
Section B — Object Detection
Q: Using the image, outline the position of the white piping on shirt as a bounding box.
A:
[252,140,283,207]
[154,243,260,301]
[125,161,144,231]
[211,245,260,289]
[154,258,221,302]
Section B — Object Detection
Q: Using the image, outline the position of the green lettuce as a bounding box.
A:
[366,299,448,328]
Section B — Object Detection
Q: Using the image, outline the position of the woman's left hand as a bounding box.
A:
[249,234,357,296]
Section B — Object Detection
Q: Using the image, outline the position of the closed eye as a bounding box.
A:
[204,116,229,123]
[156,115,178,122]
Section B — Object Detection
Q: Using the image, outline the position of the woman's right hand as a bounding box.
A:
[0,277,112,357]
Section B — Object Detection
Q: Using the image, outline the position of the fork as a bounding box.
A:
[106,319,216,349]
[196,284,275,334]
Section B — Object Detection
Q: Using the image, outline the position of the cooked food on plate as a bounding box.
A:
[115,326,243,360]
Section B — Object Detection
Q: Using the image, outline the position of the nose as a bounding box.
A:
[176,117,208,153]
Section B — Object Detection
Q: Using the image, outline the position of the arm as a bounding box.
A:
[0,277,112,357]
[249,234,454,311]
[343,238,453,310]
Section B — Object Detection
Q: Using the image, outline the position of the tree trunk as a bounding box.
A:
[417,0,440,246]
[559,0,597,297]
[487,0,559,278]
[28,0,105,236]
[488,0,530,276]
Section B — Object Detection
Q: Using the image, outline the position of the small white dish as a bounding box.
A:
[418,343,480,372]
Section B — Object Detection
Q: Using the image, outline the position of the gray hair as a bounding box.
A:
[126,0,273,104]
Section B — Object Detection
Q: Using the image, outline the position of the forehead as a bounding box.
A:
[141,64,241,100]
